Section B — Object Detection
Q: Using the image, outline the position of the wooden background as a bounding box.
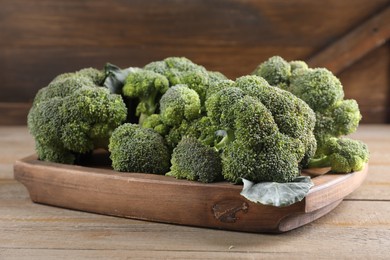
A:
[0,0,389,125]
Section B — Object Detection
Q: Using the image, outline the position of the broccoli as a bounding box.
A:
[233,75,316,168]
[52,67,105,86]
[206,87,305,183]
[252,56,365,170]
[252,56,291,89]
[141,114,169,136]
[109,123,170,174]
[163,116,220,150]
[205,79,235,100]
[167,137,222,183]
[289,60,309,72]
[122,68,169,124]
[144,57,227,106]
[28,71,127,164]
[289,68,344,112]
[159,84,201,126]
[308,137,369,172]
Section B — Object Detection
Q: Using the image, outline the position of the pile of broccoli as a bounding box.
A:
[252,56,369,172]
[28,56,369,185]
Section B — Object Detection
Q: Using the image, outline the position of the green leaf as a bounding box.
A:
[240,176,314,207]
[103,63,137,94]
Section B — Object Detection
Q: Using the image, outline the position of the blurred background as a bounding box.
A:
[0,0,389,125]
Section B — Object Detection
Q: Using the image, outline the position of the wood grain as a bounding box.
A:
[1,125,390,258]
[307,6,390,74]
[1,0,389,125]
[12,154,368,233]
[339,44,390,123]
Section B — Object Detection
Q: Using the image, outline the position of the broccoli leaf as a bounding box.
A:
[240,176,314,207]
[103,63,137,94]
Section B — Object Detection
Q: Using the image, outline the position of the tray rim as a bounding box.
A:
[13,154,369,233]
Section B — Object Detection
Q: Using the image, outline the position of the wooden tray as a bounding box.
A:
[13,153,368,233]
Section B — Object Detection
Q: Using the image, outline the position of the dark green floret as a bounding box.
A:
[251,56,366,171]
[109,123,170,174]
[28,71,127,164]
[206,88,305,183]
[289,68,344,112]
[167,137,222,183]
[252,56,291,89]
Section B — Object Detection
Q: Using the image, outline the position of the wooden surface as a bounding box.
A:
[13,154,368,233]
[307,6,390,74]
[1,125,390,259]
[1,0,389,124]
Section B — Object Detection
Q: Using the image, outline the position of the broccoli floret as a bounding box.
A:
[144,57,200,86]
[122,68,169,124]
[315,99,362,138]
[252,56,291,89]
[77,68,105,85]
[251,56,366,170]
[109,123,170,174]
[206,88,305,183]
[141,114,169,136]
[205,79,235,100]
[206,87,246,129]
[184,116,220,146]
[51,67,105,86]
[167,137,222,183]
[289,60,309,72]
[308,137,369,172]
[164,120,191,150]
[233,75,316,168]
[222,133,304,183]
[144,57,227,106]
[159,84,201,126]
[289,68,344,112]
[163,116,219,150]
[28,73,127,164]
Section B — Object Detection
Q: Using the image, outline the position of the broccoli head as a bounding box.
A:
[109,123,170,174]
[159,84,201,126]
[206,88,305,183]
[289,68,344,112]
[144,57,227,106]
[141,114,169,136]
[122,68,169,124]
[167,137,222,183]
[28,71,127,164]
[252,56,291,89]
[308,137,369,173]
[251,56,366,170]
[289,60,309,72]
[222,133,304,183]
[233,75,316,168]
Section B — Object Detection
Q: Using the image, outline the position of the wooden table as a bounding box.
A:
[1,125,389,259]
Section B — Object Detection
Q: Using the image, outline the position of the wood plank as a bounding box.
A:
[0,102,31,125]
[0,46,310,102]
[1,0,388,102]
[0,199,389,259]
[307,6,390,74]
[338,44,390,124]
[1,0,385,49]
